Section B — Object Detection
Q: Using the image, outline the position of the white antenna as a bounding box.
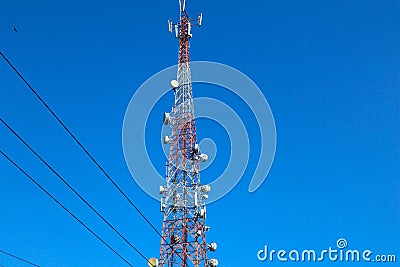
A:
[194,192,198,206]
[187,22,192,38]
[175,25,179,38]
[168,20,173,33]
[198,12,203,26]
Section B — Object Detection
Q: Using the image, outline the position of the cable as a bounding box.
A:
[0,150,134,267]
[0,249,39,267]
[0,51,187,262]
[0,51,162,239]
[0,118,150,264]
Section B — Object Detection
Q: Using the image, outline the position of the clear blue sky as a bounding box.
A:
[0,0,399,266]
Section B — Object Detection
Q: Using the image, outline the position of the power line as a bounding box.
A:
[0,51,162,239]
[0,249,39,267]
[0,150,134,267]
[0,51,187,262]
[0,118,150,264]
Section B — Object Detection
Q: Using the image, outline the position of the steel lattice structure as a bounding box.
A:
[158,1,217,267]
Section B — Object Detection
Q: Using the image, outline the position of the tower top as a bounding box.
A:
[179,0,186,13]
[168,0,202,38]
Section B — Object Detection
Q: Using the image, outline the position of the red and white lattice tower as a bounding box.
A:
[158,1,218,267]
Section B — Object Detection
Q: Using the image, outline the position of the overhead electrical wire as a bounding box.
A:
[0,51,189,263]
[0,118,150,264]
[0,51,162,239]
[0,150,134,267]
[0,52,189,266]
[0,249,39,267]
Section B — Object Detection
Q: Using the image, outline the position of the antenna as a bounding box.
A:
[168,20,173,33]
[198,12,203,26]
[179,0,186,12]
[174,24,178,38]
[187,22,192,38]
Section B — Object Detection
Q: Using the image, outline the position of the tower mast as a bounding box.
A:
[158,1,217,267]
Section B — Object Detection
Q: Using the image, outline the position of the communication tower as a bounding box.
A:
[156,1,218,266]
